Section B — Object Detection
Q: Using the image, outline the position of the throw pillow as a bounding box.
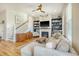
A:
[36,37,47,44]
[46,42,55,49]
[46,40,57,49]
[48,37,61,43]
[53,32,61,39]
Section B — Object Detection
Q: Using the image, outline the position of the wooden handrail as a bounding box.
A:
[16,20,28,29]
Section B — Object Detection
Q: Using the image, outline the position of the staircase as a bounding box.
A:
[16,20,32,42]
[16,20,29,33]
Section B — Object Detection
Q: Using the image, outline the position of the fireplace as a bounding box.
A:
[40,28,51,38]
[41,32,49,38]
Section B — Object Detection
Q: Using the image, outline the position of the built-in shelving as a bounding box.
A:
[51,18,62,34]
[33,20,40,33]
[33,17,62,37]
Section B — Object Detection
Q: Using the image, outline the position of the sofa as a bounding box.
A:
[20,33,78,56]
[20,41,78,56]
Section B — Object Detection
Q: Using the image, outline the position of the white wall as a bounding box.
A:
[5,9,16,42]
[27,16,33,32]
[5,9,29,42]
[0,24,4,38]
[0,8,30,42]
[62,7,66,35]
[0,10,6,39]
[72,4,79,54]
[0,9,17,42]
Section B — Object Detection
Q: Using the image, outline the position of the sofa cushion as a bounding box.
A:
[21,42,45,56]
[56,39,70,52]
[21,42,36,56]
[46,37,61,49]
[34,46,77,56]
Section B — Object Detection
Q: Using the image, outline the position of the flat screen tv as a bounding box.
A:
[40,21,49,27]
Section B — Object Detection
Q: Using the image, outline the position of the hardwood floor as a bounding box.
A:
[16,39,33,47]
[0,40,20,56]
[0,38,35,56]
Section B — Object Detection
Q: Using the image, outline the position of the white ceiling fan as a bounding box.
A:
[32,4,45,13]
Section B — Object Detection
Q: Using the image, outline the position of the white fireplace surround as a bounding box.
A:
[39,17,52,38]
[40,28,51,38]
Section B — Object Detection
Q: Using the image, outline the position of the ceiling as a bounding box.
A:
[0,3,67,16]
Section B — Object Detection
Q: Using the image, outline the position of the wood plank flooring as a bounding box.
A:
[16,39,33,47]
[0,40,20,56]
[0,38,35,56]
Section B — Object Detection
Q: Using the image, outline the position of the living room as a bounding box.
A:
[0,3,79,56]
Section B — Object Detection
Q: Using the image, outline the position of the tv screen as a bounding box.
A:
[40,21,49,27]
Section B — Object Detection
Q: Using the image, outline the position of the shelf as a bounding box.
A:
[51,18,62,34]
[33,20,40,33]
[33,17,62,36]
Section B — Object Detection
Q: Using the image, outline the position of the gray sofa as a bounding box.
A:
[21,32,78,56]
[20,42,78,56]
